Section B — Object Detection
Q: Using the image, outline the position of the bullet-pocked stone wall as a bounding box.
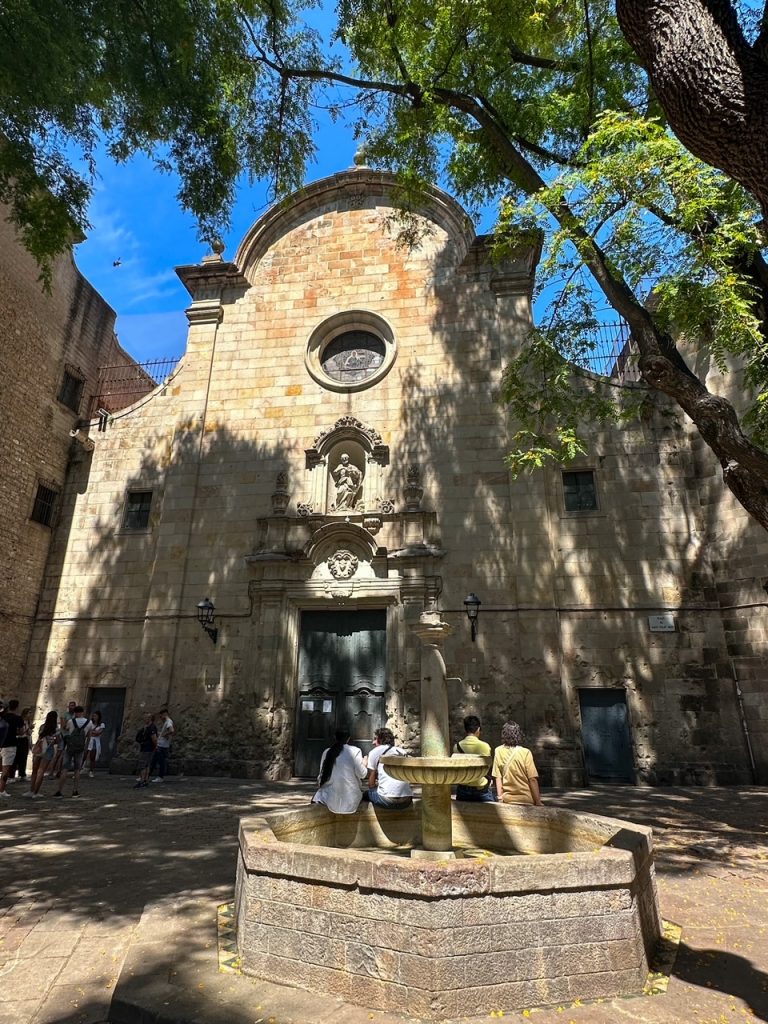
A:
[16,170,762,782]
[0,210,134,697]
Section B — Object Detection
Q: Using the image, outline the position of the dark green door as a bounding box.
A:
[85,686,126,768]
[579,688,635,783]
[294,609,386,777]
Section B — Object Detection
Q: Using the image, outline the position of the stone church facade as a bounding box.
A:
[13,167,768,783]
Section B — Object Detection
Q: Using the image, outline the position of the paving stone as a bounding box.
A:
[33,984,112,1024]
[2,778,768,1024]
[0,955,68,1001]
[0,1002,41,1024]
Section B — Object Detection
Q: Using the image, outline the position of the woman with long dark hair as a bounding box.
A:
[25,710,59,798]
[312,727,367,814]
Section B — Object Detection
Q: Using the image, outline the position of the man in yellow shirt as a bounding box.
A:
[454,715,497,802]
[491,721,542,805]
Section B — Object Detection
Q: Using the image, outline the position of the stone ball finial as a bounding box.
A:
[211,237,225,256]
[353,142,370,167]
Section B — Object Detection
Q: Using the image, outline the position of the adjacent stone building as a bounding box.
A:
[0,208,142,696]
[12,167,768,783]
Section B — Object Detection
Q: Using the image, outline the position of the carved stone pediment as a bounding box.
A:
[305,416,389,468]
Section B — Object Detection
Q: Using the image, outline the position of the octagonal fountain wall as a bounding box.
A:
[235,800,663,1020]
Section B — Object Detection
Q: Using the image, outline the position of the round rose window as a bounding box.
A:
[305,311,396,393]
[320,331,386,384]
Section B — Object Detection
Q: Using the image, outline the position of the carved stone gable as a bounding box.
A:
[306,416,388,466]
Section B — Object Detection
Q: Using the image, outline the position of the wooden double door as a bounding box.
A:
[294,609,386,778]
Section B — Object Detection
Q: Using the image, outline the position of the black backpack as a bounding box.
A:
[68,719,88,755]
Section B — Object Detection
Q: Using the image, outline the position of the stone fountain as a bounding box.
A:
[234,608,664,1019]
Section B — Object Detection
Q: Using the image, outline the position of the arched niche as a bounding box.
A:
[306,521,384,583]
[303,417,390,516]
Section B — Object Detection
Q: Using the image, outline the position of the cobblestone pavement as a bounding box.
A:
[1,776,766,1024]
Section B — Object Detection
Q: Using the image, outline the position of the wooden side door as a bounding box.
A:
[578,688,635,783]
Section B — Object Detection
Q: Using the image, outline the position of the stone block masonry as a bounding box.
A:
[0,206,141,696]
[235,802,662,1019]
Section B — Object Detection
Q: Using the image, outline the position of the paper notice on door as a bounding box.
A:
[322,700,333,713]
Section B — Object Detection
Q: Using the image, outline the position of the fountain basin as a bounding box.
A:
[235,801,662,1019]
[382,753,489,785]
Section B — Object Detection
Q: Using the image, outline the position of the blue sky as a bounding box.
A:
[74,124,361,363]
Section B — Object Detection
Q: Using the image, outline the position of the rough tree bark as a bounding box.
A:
[616,0,768,217]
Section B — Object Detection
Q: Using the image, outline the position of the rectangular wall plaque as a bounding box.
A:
[648,613,676,632]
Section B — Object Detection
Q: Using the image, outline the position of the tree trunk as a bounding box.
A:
[637,346,768,530]
[616,0,768,217]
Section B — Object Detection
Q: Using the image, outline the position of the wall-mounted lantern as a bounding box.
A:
[463,592,481,642]
[196,597,218,645]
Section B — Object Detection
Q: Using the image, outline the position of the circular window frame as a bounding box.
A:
[305,310,396,393]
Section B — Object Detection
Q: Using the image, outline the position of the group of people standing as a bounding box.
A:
[0,699,105,799]
[312,716,542,815]
[133,709,174,787]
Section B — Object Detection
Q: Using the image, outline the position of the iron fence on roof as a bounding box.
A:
[91,356,182,417]
[565,321,641,383]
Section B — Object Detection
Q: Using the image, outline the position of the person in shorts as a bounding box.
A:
[134,713,157,788]
[25,711,59,798]
[0,700,25,799]
[54,707,92,798]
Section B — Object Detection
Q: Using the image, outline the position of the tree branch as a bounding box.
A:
[507,40,579,72]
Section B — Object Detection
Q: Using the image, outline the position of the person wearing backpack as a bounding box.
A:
[491,721,543,806]
[454,715,497,802]
[54,706,92,798]
[363,727,413,808]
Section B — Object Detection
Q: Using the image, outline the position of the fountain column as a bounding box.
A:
[412,612,455,858]
[383,611,489,860]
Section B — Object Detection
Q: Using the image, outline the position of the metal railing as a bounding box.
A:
[566,322,641,383]
[91,356,182,417]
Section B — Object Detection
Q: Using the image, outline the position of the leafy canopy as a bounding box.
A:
[2,0,767,469]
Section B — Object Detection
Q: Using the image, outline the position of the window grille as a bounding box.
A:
[124,491,153,531]
[31,483,59,526]
[562,470,598,512]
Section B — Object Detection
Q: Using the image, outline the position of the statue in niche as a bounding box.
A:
[332,453,363,511]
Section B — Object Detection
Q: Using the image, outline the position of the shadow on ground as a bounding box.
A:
[1,777,314,921]
[553,785,768,874]
[674,943,768,1022]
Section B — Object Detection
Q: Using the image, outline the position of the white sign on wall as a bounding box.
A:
[648,613,676,632]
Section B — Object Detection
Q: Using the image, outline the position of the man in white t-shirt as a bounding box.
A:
[364,727,412,808]
[150,708,174,782]
[54,707,92,798]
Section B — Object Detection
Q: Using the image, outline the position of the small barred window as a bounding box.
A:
[31,483,59,527]
[124,491,153,531]
[58,368,85,413]
[562,470,599,512]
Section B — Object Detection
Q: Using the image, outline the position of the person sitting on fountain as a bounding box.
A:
[492,721,543,806]
[454,715,497,802]
[363,727,413,808]
[312,727,367,814]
